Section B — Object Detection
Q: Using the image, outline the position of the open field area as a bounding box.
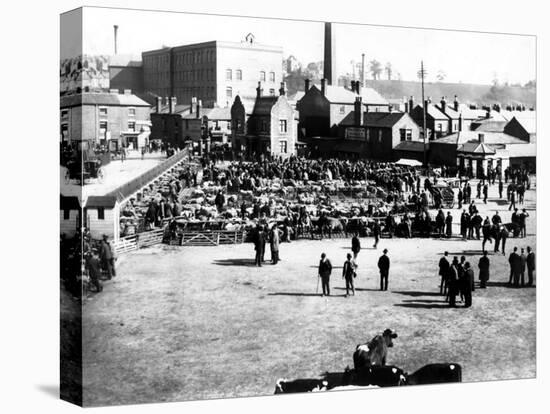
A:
[80,182,536,406]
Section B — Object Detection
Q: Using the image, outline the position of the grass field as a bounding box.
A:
[80,182,536,407]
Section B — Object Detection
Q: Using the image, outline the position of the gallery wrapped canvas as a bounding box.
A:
[60,6,536,407]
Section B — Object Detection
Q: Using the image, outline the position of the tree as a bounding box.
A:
[369,59,382,80]
[385,62,393,80]
[524,79,536,89]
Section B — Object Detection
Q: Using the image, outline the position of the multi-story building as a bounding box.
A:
[231,82,298,158]
[142,38,283,110]
[59,90,150,148]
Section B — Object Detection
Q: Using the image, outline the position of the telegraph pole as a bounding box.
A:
[418,61,428,167]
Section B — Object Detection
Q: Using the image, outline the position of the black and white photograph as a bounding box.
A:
[51,1,544,410]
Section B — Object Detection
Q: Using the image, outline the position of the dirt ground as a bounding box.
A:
[81,181,536,406]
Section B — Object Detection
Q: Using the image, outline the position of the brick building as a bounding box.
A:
[142,38,283,110]
[60,91,150,148]
[297,79,389,139]
[231,82,298,158]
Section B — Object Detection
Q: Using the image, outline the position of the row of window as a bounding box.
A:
[98,121,136,132]
[174,69,215,82]
[257,119,288,133]
[225,69,276,82]
[97,107,135,117]
[399,129,413,141]
[225,87,277,99]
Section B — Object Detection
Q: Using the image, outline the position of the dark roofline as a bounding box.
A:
[85,196,117,208]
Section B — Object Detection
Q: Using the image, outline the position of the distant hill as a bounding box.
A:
[361,80,535,107]
[284,74,535,108]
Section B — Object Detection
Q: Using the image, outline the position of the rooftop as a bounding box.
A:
[432,130,526,145]
[60,92,151,108]
[309,84,388,106]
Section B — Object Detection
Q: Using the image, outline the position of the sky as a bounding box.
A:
[63,6,536,85]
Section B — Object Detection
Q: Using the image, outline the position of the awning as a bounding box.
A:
[395,158,423,167]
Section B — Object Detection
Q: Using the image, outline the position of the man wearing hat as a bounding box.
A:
[377,249,390,291]
[462,262,474,308]
[342,253,356,297]
[86,250,103,293]
[318,253,333,296]
[99,234,116,279]
[439,251,450,295]
[478,251,490,289]
[447,257,460,307]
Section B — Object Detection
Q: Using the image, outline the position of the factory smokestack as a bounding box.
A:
[113,25,118,55]
[323,22,336,86]
[361,53,365,86]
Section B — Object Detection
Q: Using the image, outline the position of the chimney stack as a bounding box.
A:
[196,99,201,119]
[156,96,162,113]
[440,96,446,113]
[478,133,485,143]
[409,96,414,114]
[350,80,356,93]
[356,80,361,95]
[458,113,463,132]
[305,78,310,92]
[361,53,365,86]
[190,97,197,114]
[256,81,263,98]
[169,96,176,114]
[354,97,363,126]
[113,25,118,55]
[321,78,327,95]
[323,22,336,85]
[279,82,286,96]
[485,108,491,119]
[453,95,459,112]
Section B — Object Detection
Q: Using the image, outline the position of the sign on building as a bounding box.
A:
[345,127,366,140]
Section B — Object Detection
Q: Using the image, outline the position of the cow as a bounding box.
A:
[274,378,328,394]
[353,329,398,371]
[353,365,407,387]
[404,363,462,385]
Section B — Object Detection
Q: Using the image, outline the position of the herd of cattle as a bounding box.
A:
[274,329,462,394]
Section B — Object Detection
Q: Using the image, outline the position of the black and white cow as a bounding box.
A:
[274,378,328,394]
[354,365,407,387]
[404,363,462,385]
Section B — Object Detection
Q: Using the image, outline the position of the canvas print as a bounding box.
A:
[60,6,536,407]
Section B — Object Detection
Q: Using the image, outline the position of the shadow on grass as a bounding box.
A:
[212,258,257,267]
[268,292,338,297]
[445,250,485,256]
[394,303,451,309]
[485,281,535,288]
[392,290,442,297]
[333,287,384,292]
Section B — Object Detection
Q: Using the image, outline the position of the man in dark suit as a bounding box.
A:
[342,253,356,297]
[500,225,509,255]
[378,248,390,291]
[351,233,361,259]
[518,209,529,238]
[372,221,381,249]
[318,253,333,297]
[462,262,474,308]
[526,246,535,287]
[86,250,103,293]
[447,257,459,307]
[254,225,265,267]
[508,247,522,287]
[520,248,527,287]
[99,234,116,279]
[478,250,490,289]
[439,251,450,295]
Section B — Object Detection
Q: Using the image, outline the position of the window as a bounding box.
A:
[61,109,68,120]
[400,128,412,141]
[260,71,266,81]
[269,88,275,96]
[279,141,288,154]
[128,108,135,117]
[279,119,288,133]
[339,105,346,114]
[97,207,105,220]
[227,121,232,130]
[63,209,70,220]
[269,72,275,82]
[99,120,108,132]
[226,87,233,99]
[128,121,136,132]
[261,119,268,132]
[226,69,232,80]
[437,123,443,131]
[378,129,383,143]
[99,107,108,116]
[236,69,242,80]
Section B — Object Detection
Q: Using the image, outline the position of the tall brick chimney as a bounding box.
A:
[350,80,356,93]
[354,97,363,126]
[256,81,263,98]
[169,96,176,114]
[323,22,336,86]
[113,25,118,55]
[409,96,414,114]
[321,78,327,95]
[440,96,447,113]
[453,95,459,112]
[279,82,286,96]
[196,99,201,119]
[305,78,310,92]
[156,96,162,113]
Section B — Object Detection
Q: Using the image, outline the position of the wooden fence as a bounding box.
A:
[111,228,166,255]
[172,230,245,246]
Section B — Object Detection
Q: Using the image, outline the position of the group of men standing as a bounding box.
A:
[252,224,281,266]
[438,251,479,308]
[316,235,391,297]
[508,246,536,287]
